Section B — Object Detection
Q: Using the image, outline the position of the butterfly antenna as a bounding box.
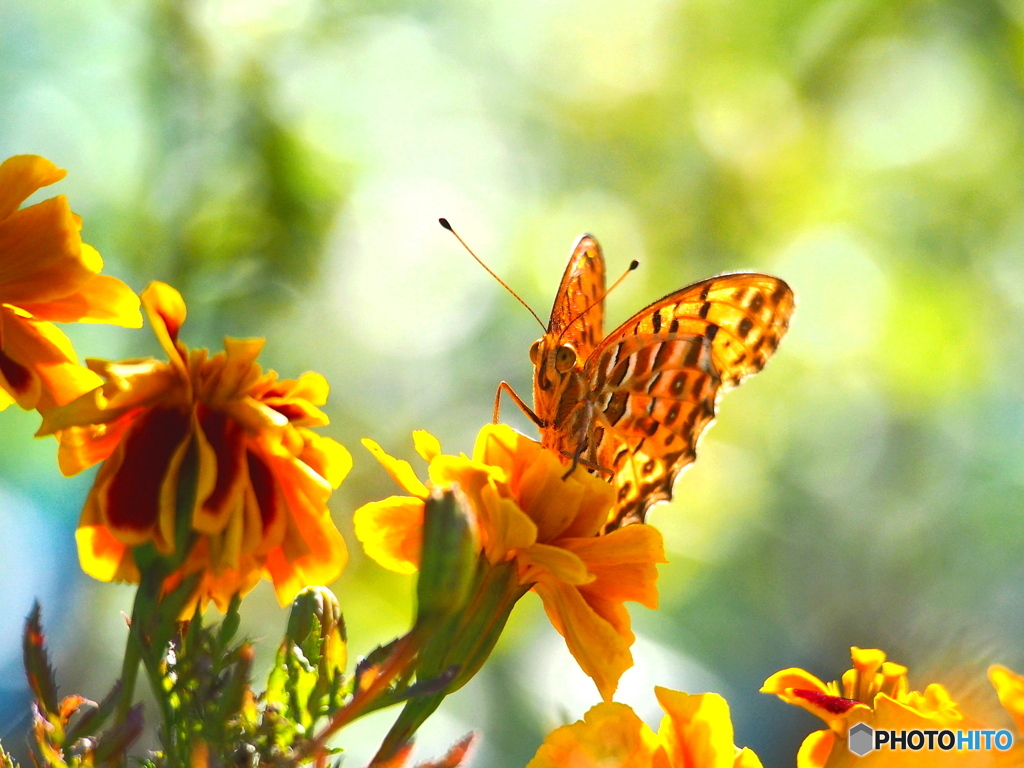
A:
[558,259,639,343]
[439,218,545,329]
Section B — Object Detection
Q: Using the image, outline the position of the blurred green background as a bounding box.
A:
[3,0,1024,764]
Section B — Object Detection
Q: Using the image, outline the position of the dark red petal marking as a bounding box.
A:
[266,401,309,422]
[247,451,278,528]
[158,308,182,342]
[0,348,32,393]
[792,688,860,715]
[105,407,191,532]
[197,406,245,514]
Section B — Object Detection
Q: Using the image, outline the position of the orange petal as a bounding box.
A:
[0,155,66,221]
[0,196,96,304]
[533,575,634,701]
[478,484,537,563]
[989,665,1024,735]
[362,438,429,497]
[517,448,584,541]
[562,524,665,609]
[19,272,142,327]
[526,701,661,768]
[518,542,592,586]
[0,313,102,411]
[353,496,424,574]
[265,456,349,604]
[655,689,744,768]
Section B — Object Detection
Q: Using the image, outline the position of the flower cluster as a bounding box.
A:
[354,424,666,701]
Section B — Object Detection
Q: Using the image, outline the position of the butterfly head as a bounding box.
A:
[529,335,582,403]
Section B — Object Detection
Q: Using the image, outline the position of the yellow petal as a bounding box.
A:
[0,155,66,221]
[761,668,830,698]
[655,689,743,768]
[533,576,634,701]
[353,496,424,574]
[526,701,661,768]
[795,730,833,768]
[141,281,188,369]
[989,665,1024,736]
[733,747,763,768]
[413,430,441,462]
[362,438,429,497]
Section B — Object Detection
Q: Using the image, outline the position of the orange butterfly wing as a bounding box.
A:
[547,234,606,357]
[581,273,795,528]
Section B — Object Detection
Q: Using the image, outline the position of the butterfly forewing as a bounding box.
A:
[582,272,794,528]
[548,235,605,357]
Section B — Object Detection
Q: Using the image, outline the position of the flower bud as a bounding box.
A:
[286,586,347,677]
[414,487,480,631]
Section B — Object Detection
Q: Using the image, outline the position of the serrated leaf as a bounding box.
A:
[23,603,59,716]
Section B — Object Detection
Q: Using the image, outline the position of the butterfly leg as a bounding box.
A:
[494,381,544,428]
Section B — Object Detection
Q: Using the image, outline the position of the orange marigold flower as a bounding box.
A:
[38,281,350,610]
[353,424,666,701]
[0,155,141,412]
[762,647,983,767]
[527,687,762,768]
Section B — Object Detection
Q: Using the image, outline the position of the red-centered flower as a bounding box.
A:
[762,647,980,767]
[0,155,141,412]
[38,282,350,610]
[353,425,666,701]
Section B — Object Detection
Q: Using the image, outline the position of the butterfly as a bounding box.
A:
[496,235,795,531]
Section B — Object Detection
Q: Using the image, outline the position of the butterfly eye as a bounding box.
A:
[554,344,577,373]
[529,340,542,365]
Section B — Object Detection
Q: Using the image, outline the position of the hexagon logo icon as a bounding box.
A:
[848,723,874,757]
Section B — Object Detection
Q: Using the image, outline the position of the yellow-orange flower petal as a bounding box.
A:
[362,438,429,498]
[353,496,424,575]
[527,701,662,768]
[656,689,762,768]
[0,154,141,413]
[990,665,1024,736]
[528,687,761,768]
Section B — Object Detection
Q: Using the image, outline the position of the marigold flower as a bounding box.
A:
[38,282,350,610]
[527,687,762,768]
[762,647,981,767]
[0,155,141,412]
[353,424,666,701]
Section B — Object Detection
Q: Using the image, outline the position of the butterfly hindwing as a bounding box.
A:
[583,272,794,527]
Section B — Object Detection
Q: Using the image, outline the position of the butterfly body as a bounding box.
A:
[517,234,794,531]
